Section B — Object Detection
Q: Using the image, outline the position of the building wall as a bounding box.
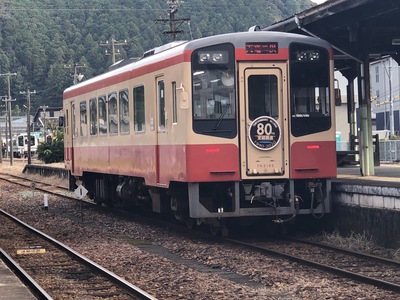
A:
[370,57,400,134]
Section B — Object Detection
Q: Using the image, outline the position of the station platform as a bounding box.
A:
[336,164,400,187]
[0,258,36,300]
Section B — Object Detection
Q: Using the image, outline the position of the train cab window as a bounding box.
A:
[99,95,107,135]
[248,75,278,120]
[108,92,118,135]
[119,89,130,134]
[133,85,145,132]
[80,100,87,137]
[158,80,166,131]
[289,43,331,137]
[191,43,236,138]
[89,97,97,135]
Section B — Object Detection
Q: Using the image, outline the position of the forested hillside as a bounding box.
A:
[0,0,314,111]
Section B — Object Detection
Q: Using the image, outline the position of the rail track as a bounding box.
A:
[0,208,157,299]
[1,167,400,296]
[224,237,400,293]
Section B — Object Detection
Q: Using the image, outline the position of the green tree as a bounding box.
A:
[37,129,64,164]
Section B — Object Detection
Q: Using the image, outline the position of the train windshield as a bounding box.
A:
[289,43,331,137]
[191,43,236,138]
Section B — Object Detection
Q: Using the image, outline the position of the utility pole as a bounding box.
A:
[0,102,5,164]
[0,72,17,166]
[99,38,128,64]
[156,0,190,41]
[20,89,36,165]
[64,63,85,85]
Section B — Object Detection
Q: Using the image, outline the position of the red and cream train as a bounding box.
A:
[63,30,337,233]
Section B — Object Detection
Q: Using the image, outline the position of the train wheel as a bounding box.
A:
[209,224,220,237]
[185,217,196,230]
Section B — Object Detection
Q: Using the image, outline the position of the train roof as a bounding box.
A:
[64,31,331,98]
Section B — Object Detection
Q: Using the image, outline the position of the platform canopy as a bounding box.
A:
[263,0,400,76]
[263,0,400,176]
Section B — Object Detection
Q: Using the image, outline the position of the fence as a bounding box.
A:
[337,139,400,163]
[336,134,380,166]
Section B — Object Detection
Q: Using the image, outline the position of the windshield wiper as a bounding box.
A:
[214,104,230,130]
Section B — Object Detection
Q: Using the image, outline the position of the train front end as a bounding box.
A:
[184,32,336,228]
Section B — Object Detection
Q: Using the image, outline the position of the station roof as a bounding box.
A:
[263,0,400,80]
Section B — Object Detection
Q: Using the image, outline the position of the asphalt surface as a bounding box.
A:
[336,164,399,187]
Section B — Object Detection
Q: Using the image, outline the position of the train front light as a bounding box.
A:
[198,51,228,64]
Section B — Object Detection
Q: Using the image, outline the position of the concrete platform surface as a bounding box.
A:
[0,259,36,300]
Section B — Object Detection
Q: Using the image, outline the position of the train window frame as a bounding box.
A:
[172,81,177,124]
[248,74,279,121]
[72,103,76,139]
[89,97,98,136]
[289,42,331,137]
[191,43,237,139]
[119,88,130,134]
[133,85,146,133]
[157,79,166,132]
[98,95,107,135]
[65,109,69,137]
[108,91,118,135]
[80,100,87,137]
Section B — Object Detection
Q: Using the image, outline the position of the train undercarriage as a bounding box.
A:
[74,172,331,236]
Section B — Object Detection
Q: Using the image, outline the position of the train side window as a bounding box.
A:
[158,80,166,131]
[89,97,97,135]
[80,100,87,137]
[98,95,107,135]
[108,92,118,135]
[72,103,76,138]
[119,89,130,134]
[172,81,177,124]
[133,85,145,132]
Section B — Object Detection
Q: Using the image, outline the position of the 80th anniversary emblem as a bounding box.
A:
[248,116,281,150]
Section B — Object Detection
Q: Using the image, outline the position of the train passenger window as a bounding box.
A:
[119,89,130,134]
[89,97,97,135]
[248,75,278,120]
[108,92,118,135]
[172,82,177,124]
[191,43,236,138]
[158,80,166,131]
[80,100,87,137]
[98,95,107,135]
[133,85,145,132]
[289,43,331,137]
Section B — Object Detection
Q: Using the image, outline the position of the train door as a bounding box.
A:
[64,102,75,173]
[238,63,288,178]
[156,76,167,185]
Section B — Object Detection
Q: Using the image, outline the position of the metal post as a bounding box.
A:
[20,89,36,165]
[0,72,17,166]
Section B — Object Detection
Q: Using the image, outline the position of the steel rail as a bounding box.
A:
[224,238,400,293]
[0,209,157,300]
[0,248,53,300]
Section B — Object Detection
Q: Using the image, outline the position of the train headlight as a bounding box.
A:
[199,53,211,62]
[296,50,320,62]
[198,51,228,64]
[212,53,224,62]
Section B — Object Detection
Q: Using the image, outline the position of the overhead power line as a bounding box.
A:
[155,0,190,41]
